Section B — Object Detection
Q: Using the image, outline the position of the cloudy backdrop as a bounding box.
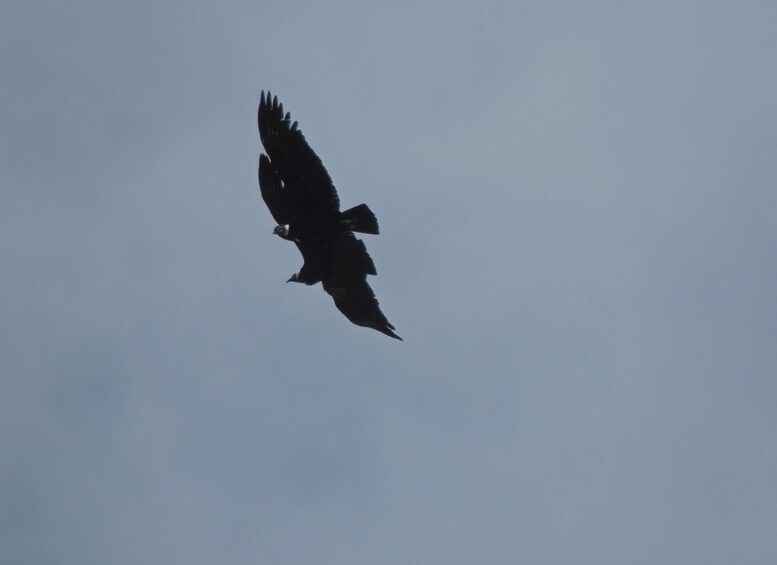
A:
[2,1,776,563]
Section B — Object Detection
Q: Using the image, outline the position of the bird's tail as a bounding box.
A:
[341,203,379,235]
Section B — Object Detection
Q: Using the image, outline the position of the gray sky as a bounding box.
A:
[2,1,776,563]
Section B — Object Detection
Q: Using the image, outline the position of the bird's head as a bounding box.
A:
[273,224,290,239]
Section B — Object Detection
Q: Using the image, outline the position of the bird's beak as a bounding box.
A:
[286,275,295,283]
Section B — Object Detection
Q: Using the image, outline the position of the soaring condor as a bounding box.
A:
[257,91,402,340]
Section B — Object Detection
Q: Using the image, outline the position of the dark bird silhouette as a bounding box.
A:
[257,91,402,340]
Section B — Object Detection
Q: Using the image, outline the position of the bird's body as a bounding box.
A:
[257,91,401,340]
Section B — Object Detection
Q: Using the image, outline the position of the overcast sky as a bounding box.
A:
[2,1,776,564]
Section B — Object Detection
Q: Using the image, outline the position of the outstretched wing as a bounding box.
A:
[258,154,289,224]
[321,234,401,340]
[258,91,340,217]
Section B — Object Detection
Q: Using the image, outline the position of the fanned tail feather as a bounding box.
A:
[341,203,379,235]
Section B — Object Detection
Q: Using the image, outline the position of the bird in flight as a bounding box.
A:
[257,91,402,340]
